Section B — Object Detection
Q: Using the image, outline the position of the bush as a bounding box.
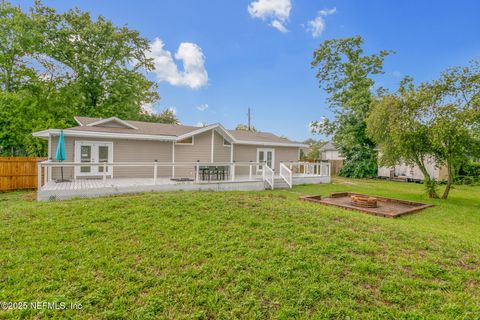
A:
[459,161,480,177]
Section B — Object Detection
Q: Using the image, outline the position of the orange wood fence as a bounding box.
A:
[0,157,46,191]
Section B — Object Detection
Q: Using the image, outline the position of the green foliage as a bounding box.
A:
[0,0,163,156]
[301,138,325,161]
[235,124,257,131]
[1,179,480,318]
[310,36,393,178]
[367,60,480,199]
[138,108,179,124]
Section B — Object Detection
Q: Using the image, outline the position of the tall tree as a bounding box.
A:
[33,2,159,119]
[367,78,440,198]
[367,60,480,199]
[310,36,392,178]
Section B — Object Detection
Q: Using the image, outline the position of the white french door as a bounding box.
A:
[74,141,113,177]
[257,148,275,173]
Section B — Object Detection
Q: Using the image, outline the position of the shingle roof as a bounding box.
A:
[319,141,338,151]
[72,116,305,146]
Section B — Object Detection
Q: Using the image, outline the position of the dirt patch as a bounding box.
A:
[300,192,433,218]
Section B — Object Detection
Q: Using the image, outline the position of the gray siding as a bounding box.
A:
[49,130,300,180]
[50,136,173,180]
[213,131,231,162]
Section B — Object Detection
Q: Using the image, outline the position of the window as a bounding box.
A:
[176,137,194,145]
[223,138,231,147]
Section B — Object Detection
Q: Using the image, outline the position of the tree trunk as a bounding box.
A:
[416,158,439,198]
[442,161,453,199]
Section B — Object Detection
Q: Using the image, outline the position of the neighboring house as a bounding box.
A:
[32,116,331,200]
[319,141,345,161]
[377,157,448,182]
[319,141,344,176]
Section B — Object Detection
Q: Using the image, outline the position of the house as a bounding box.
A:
[32,116,331,200]
[319,141,344,175]
[377,157,448,182]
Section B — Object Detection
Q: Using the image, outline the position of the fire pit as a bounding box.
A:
[350,195,377,208]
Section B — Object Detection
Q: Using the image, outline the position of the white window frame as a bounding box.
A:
[175,136,195,145]
[74,141,114,178]
[223,138,232,147]
[256,148,275,173]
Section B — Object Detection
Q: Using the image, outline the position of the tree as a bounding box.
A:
[310,36,393,178]
[139,107,179,124]
[367,78,440,198]
[425,60,480,199]
[235,124,257,131]
[367,60,480,199]
[301,138,326,161]
[33,2,159,118]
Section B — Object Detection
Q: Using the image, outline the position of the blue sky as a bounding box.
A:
[13,0,480,141]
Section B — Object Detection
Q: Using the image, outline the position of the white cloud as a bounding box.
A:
[248,0,291,32]
[196,122,208,127]
[196,103,209,111]
[146,38,208,89]
[271,20,288,33]
[306,7,336,38]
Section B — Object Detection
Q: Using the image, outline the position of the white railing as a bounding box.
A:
[279,162,292,188]
[283,161,330,177]
[263,164,275,190]
[37,160,267,192]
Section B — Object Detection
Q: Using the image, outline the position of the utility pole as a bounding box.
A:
[247,107,251,131]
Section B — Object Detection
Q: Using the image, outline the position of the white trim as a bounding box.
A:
[33,129,176,142]
[211,130,214,163]
[230,144,234,162]
[223,138,232,147]
[74,141,114,178]
[33,126,307,148]
[175,136,194,145]
[235,140,308,148]
[177,123,236,143]
[74,116,84,126]
[86,117,138,130]
[256,148,275,173]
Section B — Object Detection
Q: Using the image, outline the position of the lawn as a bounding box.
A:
[0,178,479,319]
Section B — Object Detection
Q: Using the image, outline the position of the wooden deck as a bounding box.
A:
[37,174,331,201]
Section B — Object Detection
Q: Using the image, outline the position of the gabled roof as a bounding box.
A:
[34,116,308,147]
[319,141,338,152]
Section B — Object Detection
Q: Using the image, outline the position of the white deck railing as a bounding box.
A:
[279,163,292,188]
[263,165,275,190]
[37,160,267,191]
[283,161,330,177]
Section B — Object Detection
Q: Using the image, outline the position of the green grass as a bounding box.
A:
[0,179,479,319]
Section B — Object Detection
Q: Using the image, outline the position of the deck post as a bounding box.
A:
[44,164,48,184]
[153,160,158,185]
[37,161,42,192]
[103,162,107,186]
[195,161,200,182]
[262,163,266,181]
[231,162,235,181]
[249,162,252,180]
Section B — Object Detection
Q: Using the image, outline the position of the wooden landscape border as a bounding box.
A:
[300,192,434,218]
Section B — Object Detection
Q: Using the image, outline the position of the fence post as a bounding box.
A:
[37,161,42,192]
[153,160,158,185]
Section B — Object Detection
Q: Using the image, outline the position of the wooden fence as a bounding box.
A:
[0,157,46,191]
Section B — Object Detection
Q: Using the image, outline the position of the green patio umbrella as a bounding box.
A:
[55,130,67,182]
